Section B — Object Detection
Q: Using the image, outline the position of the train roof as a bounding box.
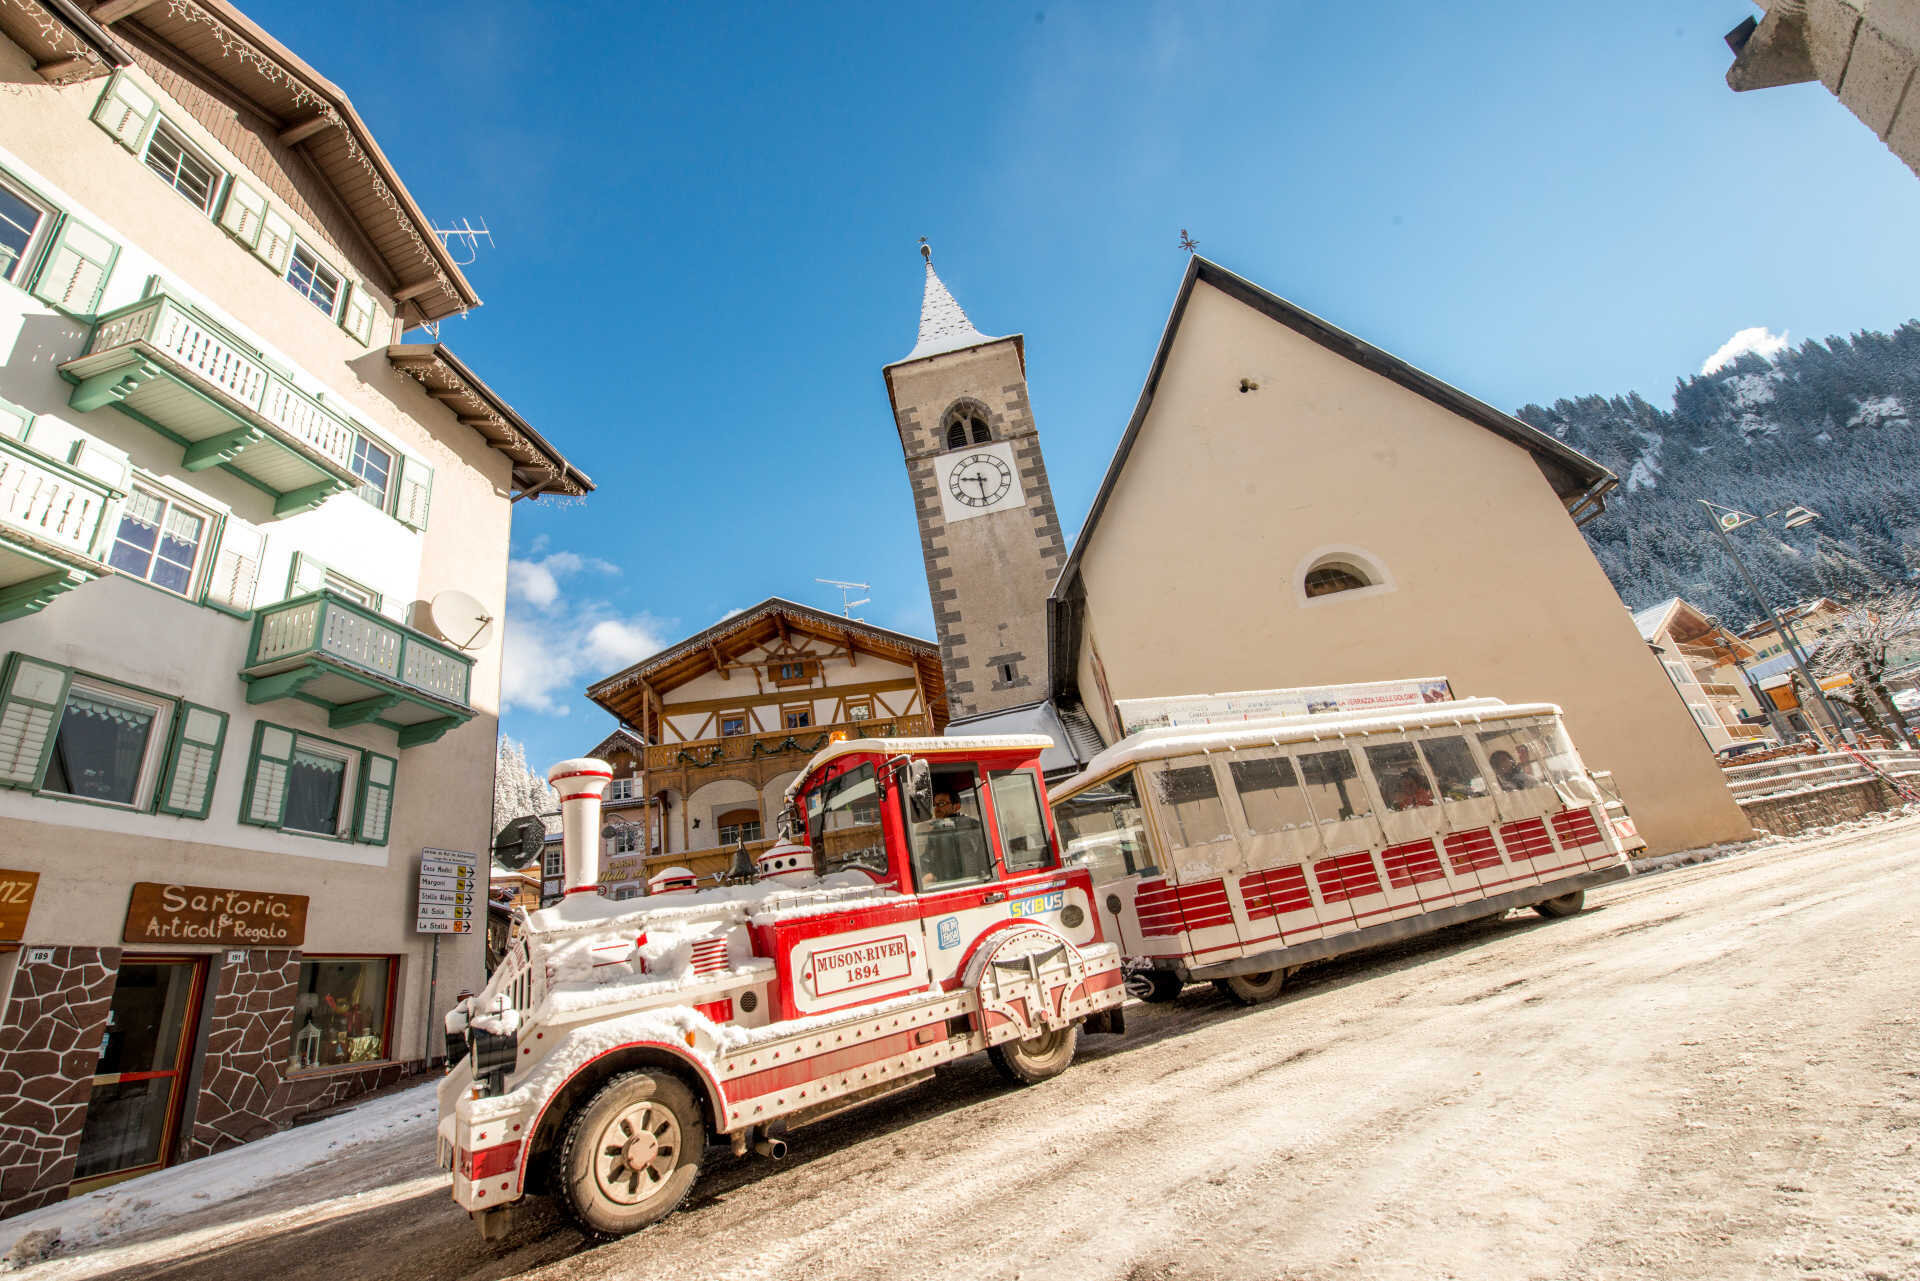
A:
[788,734,1057,799]
[1050,699,1566,801]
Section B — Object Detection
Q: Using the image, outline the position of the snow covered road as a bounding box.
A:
[13,818,1920,1280]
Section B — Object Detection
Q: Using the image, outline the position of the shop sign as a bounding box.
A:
[124,882,309,946]
[0,868,37,943]
[417,848,477,935]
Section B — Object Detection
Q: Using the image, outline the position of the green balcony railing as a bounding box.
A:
[59,291,364,516]
[242,590,475,748]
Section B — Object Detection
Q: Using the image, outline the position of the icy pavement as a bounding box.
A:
[0,1080,440,1273]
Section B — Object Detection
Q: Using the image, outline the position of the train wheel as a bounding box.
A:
[1533,890,1586,919]
[558,1070,703,1239]
[988,1022,1079,1085]
[1128,968,1185,1003]
[1212,970,1286,1006]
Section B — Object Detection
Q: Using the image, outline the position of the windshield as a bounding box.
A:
[805,763,888,877]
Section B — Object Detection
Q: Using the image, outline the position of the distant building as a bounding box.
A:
[1725,1,1920,178]
[1738,597,1846,661]
[586,599,946,884]
[582,727,651,898]
[1632,598,1774,752]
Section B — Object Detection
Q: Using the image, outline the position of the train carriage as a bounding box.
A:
[1049,698,1636,1005]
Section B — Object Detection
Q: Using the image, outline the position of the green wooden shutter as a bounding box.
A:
[203,515,265,615]
[392,455,432,531]
[339,283,376,346]
[255,209,293,273]
[157,702,227,819]
[217,179,266,248]
[31,218,117,316]
[240,722,295,827]
[91,74,156,152]
[354,752,395,844]
[287,551,327,598]
[0,654,71,790]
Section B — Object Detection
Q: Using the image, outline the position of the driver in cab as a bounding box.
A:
[916,776,990,887]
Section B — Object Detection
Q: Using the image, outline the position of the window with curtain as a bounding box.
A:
[283,746,348,835]
[43,683,167,807]
[109,487,207,597]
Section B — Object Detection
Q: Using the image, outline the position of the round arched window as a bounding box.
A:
[1304,561,1373,598]
[942,402,993,450]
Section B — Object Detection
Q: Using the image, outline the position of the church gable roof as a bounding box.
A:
[1050,256,1617,605]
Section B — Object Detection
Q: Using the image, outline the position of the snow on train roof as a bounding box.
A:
[1050,698,1566,801]
[786,734,1056,799]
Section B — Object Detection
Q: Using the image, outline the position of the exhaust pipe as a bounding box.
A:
[547,757,612,896]
[753,1135,787,1160]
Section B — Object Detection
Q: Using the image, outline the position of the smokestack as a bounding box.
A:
[547,757,612,895]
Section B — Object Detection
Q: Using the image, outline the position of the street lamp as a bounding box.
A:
[1700,499,1845,745]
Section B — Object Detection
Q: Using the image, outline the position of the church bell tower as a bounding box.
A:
[883,244,1068,722]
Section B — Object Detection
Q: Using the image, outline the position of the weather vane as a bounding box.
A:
[1179,228,1199,254]
[919,236,931,263]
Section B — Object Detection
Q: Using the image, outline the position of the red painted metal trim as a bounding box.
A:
[563,885,601,895]
[551,769,613,782]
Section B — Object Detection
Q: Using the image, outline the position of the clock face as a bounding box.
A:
[948,453,1014,508]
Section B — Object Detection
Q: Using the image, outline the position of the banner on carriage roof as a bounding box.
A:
[1115,677,1456,735]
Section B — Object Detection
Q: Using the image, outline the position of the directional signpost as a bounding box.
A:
[417,847,479,1064]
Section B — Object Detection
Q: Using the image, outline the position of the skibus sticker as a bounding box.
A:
[937,917,960,949]
[807,934,914,995]
[1009,890,1065,919]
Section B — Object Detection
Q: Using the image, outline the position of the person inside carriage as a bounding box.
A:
[912,770,993,889]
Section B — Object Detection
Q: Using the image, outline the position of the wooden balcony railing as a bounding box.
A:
[1699,683,1742,698]
[642,714,932,772]
[0,434,119,565]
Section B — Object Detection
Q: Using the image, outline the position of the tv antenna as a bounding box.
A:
[815,578,871,619]
[431,217,494,266]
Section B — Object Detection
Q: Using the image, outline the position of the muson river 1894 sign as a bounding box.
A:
[123,882,310,946]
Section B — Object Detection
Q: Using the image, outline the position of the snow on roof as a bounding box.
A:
[893,260,1005,365]
[786,734,1057,799]
[944,699,1106,775]
[1051,699,1565,801]
[1631,598,1681,641]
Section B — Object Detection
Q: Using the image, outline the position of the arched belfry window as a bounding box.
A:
[1295,547,1393,605]
[941,401,993,451]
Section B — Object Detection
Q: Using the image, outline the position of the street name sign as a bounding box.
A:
[416,848,478,935]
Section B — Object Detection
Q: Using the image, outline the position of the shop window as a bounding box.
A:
[1298,748,1370,822]
[716,807,761,845]
[287,956,395,1071]
[1419,735,1489,802]
[988,768,1053,873]
[1154,762,1231,846]
[1365,742,1436,811]
[1228,753,1315,832]
[109,485,210,598]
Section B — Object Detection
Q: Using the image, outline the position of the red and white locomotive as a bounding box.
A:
[438,733,1125,1240]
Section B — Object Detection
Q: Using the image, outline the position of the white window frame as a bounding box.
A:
[1688,705,1716,730]
[141,119,224,215]
[1664,661,1692,688]
[350,434,393,508]
[285,238,343,318]
[321,567,380,610]
[40,675,174,811]
[108,482,215,599]
[607,777,636,802]
[612,825,639,854]
[542,843,562,878]
[282,735,359,838]
[0,174,54,286]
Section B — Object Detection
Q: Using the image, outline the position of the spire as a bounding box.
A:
[899,240,1000,363]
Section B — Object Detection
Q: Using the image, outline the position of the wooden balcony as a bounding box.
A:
[1699,683,1742,698]
[641,714,932,772]
[59,291,362,517]
[241,589,474,747]
[0,433,122,621]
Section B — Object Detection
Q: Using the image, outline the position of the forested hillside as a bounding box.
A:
[1515,323,1920,629]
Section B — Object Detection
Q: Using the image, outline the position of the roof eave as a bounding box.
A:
[385,343,592,498]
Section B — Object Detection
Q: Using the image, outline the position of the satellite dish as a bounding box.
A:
[431,589,495,651]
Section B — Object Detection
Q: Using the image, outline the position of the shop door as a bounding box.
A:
[71,956,205,1192]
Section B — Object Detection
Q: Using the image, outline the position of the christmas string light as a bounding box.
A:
[387,357,578,495]
[0,0,108,85]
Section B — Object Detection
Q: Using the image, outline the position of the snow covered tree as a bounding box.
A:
[493,735,558,845]
[1809,586,1920,745]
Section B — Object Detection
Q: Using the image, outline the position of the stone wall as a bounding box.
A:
[188,949,300,1158]
[1738,776,1904,836]
[0,947,118,1219]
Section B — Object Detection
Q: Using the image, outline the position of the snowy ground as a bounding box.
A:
[6,816,1920,1279]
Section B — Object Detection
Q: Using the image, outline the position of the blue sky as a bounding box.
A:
[250,0,1920,772]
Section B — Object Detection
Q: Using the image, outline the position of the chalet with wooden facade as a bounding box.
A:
[586,599,946,883]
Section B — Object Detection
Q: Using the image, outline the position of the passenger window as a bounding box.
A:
[988,769,1053,873]
[1298,748,1371,822]
[1228,754,1314,832]
[1477,723,1582,792]
[1154,762,1232,846]
[1053,771,1150,881]
[1419,735,1489,802]
[1365,742,1436,812]
[907,766,995,890]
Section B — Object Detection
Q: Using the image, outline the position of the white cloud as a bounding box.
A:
[1701,326,1790,375]
[501,548,659,716]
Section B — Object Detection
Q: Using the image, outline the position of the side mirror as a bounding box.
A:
[908,758,933,822]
